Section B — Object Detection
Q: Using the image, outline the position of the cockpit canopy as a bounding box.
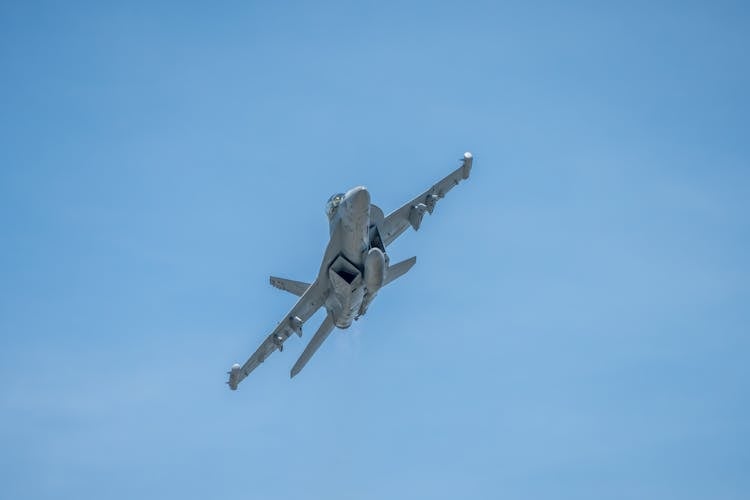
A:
[326,193,345,219]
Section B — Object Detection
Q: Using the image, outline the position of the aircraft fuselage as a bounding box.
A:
[324,186,385,329]
[227,152,472,387]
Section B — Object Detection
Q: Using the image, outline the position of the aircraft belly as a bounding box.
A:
[329,289,365,329]
[341,228,368,267]
[325,255,366,329]
[340,205,369,267]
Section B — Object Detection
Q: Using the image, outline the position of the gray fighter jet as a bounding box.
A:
[227,152,473,389]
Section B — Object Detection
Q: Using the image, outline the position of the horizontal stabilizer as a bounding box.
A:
[270,276,311,297]
[384,256,416,286]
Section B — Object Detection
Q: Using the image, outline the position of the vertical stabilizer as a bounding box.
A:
[291,313,336,378]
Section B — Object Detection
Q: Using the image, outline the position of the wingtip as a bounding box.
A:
[461,152,473,179]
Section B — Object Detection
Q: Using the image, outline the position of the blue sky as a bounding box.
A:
[1,1,748,499]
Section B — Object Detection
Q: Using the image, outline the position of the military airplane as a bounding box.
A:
[227,152,473,389]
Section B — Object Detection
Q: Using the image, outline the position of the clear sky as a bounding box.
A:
[1,1,748,499]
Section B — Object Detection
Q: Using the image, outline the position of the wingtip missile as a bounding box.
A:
[227,363,242,390]
[461,152,473,179]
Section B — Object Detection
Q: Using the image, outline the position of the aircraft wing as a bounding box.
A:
[380,152,473,247]
[228,279,328,389]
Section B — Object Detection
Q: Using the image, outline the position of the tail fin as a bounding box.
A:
[269,276,311,297]
[291,312,336,378]
[384,256,416,286]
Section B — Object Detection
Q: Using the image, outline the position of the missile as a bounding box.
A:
[462,152,473,179]
[227,363,242,391]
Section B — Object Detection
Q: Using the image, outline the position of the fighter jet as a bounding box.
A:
[227,152,473,389]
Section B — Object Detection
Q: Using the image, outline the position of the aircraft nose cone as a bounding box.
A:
[346,186,370,212]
